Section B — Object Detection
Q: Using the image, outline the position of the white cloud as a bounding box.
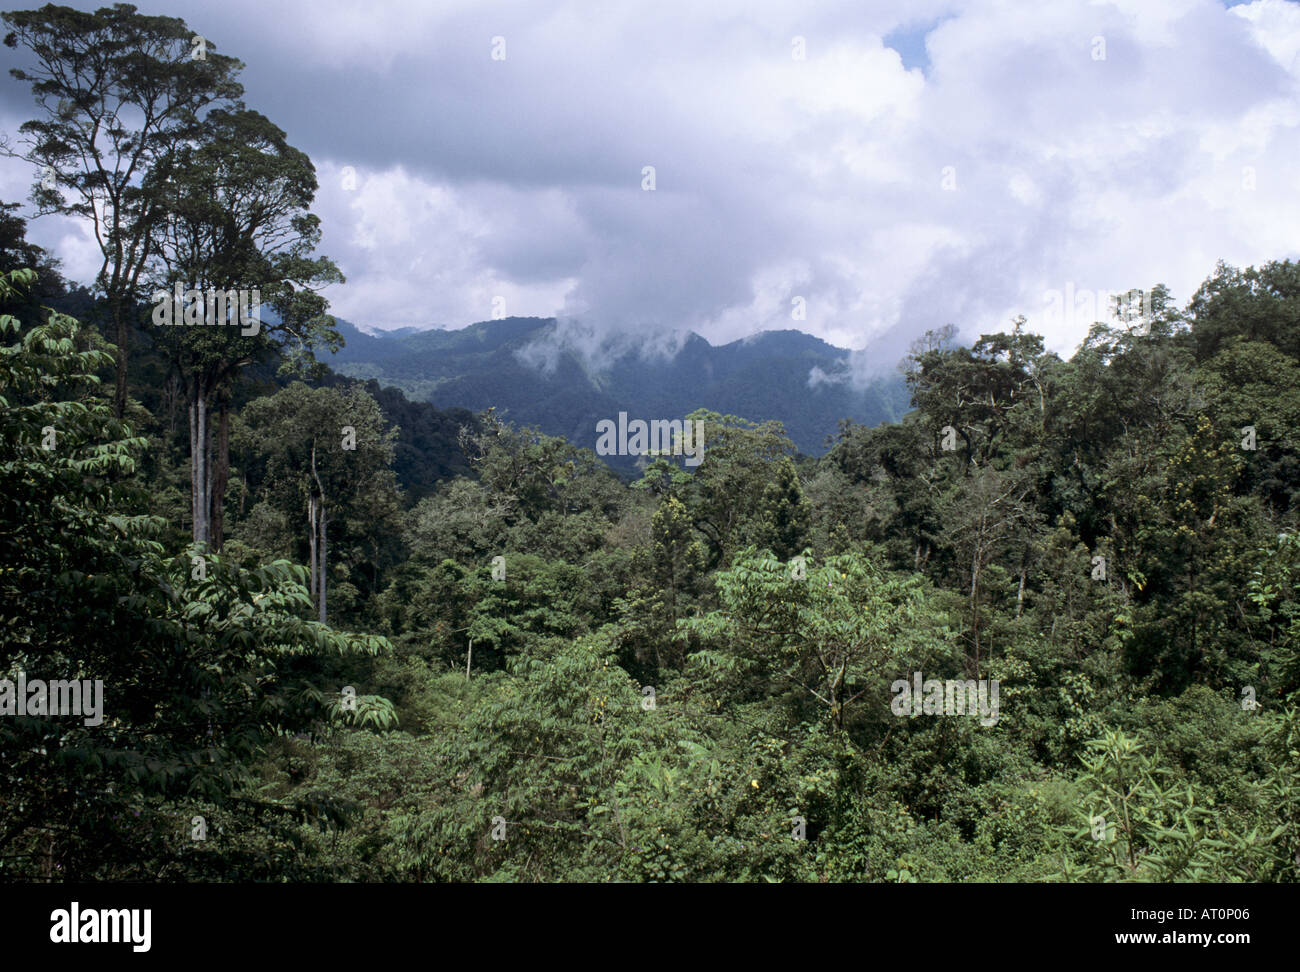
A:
[4,0,1299,375]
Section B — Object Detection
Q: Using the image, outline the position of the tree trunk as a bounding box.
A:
[308,493,318,606]
[318,504,327,625]
[190,378,210,547]
[310,439,327,625]
[209,395,230,551]
[189,397,197,539]
[199,389,209,545]
[112,295,129,418]
[970,548,981,678]
[203,395,213,547]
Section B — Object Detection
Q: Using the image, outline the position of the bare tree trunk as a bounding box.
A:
[190,378,211,547]
[199,389,209,546]
[308,493,318,607]
[310,439,327,625]
[112,295,129,418]
[189,397,198,539]
[203,393,213,547]
[970,548,981,678]
[210,394,230,551]
[466,638,473,679]
[318,505,327,625]
[1016,562,1027,618]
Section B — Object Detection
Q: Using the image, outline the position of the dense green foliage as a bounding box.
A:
[3,242,1298,881]
[0,6,1294,882]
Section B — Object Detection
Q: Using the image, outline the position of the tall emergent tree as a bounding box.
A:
[2,2,244,416]
[145,107,344,548]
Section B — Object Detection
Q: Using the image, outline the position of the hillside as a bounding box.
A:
[327,317,911,469]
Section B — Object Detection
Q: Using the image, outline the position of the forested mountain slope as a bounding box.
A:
[328,316,911,469]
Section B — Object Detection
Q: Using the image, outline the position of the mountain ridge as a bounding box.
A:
[327,316,911,470]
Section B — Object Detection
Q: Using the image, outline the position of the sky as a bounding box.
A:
[2,0,1299,377]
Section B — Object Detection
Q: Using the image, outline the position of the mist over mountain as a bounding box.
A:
[327,316,911,470]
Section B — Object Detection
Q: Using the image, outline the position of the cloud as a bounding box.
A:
[2,0,1298,385]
